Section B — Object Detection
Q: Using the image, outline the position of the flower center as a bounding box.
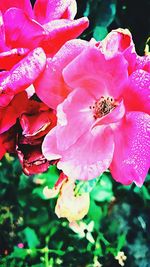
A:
[90,96,117,119]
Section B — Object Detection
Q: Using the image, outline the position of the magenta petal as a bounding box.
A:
[123,69,150,114]
[0,11,8,52]
[34,0,77,24]
[0,0,33,17]
[63,47,128,99]
[35,39,89,109]
[40,17,89,55]
[4,8,44,49]
[0,47,46,95]
[110,112,150,186]
[57,126,114,180]
[135,55,150,73]
[0,48,30,70]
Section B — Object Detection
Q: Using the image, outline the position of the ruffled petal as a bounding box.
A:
[4,8,44,49]
[63,46,128,99]
[17,144,49,175]
[57,126,114,180]
[123,69,150,115]
[35,39,89,108]
[34,0,77,24]
[110,112,150,186]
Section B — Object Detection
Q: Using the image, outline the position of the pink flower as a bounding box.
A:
[0,0,88,70]
[42,29,150,186]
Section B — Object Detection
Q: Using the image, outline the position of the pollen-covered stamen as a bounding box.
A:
[90,96,118,119]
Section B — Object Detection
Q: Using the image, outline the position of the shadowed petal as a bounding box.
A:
[0,92,28,134]
[123,69,150,115]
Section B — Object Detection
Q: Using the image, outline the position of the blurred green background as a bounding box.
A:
[0,1,150,266]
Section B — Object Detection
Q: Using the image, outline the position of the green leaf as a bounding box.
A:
[93,26,108,41]
[117,234,126,253]
[9,247,28,259]
[35,166,60,188]
[91,174,113,202]
[22,227,40,249]
[32,187,47,200]
[75,177,99,195]
[95,0,116,28]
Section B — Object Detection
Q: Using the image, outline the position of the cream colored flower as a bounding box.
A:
[55,179,90,222]
[115,251,127,266]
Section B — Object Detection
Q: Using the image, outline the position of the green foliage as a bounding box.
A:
[0,156,150,266]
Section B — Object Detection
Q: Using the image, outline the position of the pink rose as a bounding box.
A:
[42,29,150,186]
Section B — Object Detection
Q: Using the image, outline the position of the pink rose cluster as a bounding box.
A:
[0,1,149,187]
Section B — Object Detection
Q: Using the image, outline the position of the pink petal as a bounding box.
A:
[99,28,136,74]
[110,112,150,186]
[57,126,114,180]
[4,8,44,49]
[40,17,89,55]
[123,69,150,115]
[35,39,90,109]
[34,0,77,24]
[42,127,62,161]
[0,0,33,17]
[63,47,128,99]
[0,47,46,95]
[0,48,29,70]
[61,0,77,20]
[56,88,95,150]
